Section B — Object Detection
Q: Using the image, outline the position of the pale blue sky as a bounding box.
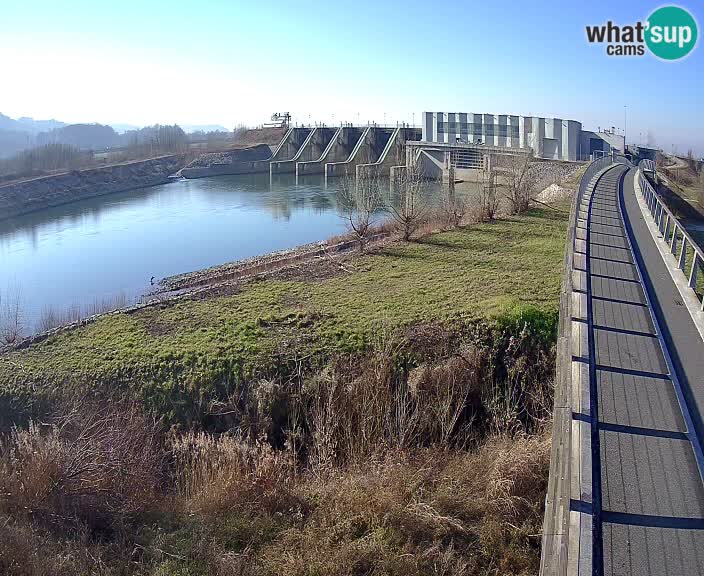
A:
[2,0,702,153]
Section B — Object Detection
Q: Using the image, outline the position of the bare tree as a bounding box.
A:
[439,165,467,228]
[389,165,427,240]
[339,173,383,251]
[0,285,24,345]
[476,168,498,222]
[501,152,537,215]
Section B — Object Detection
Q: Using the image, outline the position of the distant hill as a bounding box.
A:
[0,112,233,159]
[0,113,68,158]
[36,123,120,150]
[16,117,66,134]
[0,113,65,134]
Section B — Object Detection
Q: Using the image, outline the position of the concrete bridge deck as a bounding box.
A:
[542,159,704,575]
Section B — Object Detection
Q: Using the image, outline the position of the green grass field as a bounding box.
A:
[0,205,570,421]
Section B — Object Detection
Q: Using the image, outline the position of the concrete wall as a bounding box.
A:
[325,127,393,179]
[356,128,422,179]
[270,127,335,175]
[0,155,187,220]
[296,127,363,176]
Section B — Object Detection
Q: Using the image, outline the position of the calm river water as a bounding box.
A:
[1,173,449,332]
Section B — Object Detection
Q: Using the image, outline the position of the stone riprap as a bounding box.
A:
[180,144,272,178]
[0,155,187,220]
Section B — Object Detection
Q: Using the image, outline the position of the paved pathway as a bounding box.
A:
[572,164,704,575]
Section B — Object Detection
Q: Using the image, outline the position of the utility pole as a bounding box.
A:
[624,104,627,150]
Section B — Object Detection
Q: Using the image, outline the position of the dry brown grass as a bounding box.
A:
[0,318,555,575]
[248,433,550,576]
[171,431,296,516]
[0,403,163,532]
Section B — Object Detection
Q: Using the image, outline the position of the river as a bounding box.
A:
[0,173,449,334]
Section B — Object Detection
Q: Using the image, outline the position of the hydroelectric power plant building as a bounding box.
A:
[421,112,623,162]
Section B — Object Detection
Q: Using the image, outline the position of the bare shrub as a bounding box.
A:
[475,168,499,222]
[408,347,485,446]
[299,337,494,470]
[388,165,427,240]
[37,304,80,333]
[171,431,294,515]
[38,293,130,333]
[338,173,383,251]
[0,285,24,345]
[0,403,163,530]
[440,165,468,228]
[501,152,537,215]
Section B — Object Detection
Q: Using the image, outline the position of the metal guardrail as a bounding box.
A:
[637,159,704,309]
[640,158,656,173]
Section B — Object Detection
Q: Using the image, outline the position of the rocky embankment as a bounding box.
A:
[180,144,272,178]
[0,155,187,219]
[530,160,581,188]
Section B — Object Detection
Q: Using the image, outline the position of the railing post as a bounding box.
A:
[671,226,679,255]
[679,238,689,271]
[663,215,671,241]
[689,254,701,290]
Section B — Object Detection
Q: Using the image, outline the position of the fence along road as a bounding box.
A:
[541,155,704,575]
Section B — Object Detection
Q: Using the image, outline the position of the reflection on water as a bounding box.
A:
[0,173,455,332]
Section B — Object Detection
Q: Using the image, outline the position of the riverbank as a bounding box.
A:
[0,154,187,219]
[0,200,570,575]
[0,203,569,421]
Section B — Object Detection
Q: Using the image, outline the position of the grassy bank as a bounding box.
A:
[0,202,570,575]
[0,205,568,425]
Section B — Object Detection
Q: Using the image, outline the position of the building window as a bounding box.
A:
[485,124,494,137]
[511,125,519,138]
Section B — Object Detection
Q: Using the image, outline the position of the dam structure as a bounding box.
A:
[296,127,364,177]
[356,127,422,180]
[324,127,395,180]
[270,127,337,175]
[182,125,421,181]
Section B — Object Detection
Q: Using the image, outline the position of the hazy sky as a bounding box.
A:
[2,0,703,153]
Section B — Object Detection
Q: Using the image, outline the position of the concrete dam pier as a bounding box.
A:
[181,126,421,180]
[296,127,363,177]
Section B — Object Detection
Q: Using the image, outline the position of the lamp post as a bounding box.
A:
[624,104,627,150]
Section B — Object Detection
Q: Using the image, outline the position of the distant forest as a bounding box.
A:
[0,115,238,180]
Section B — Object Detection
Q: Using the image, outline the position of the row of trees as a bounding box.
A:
[0,124,193,178]
[339,152,538,250]
[119,124,189,160]
[0,143,91,178]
